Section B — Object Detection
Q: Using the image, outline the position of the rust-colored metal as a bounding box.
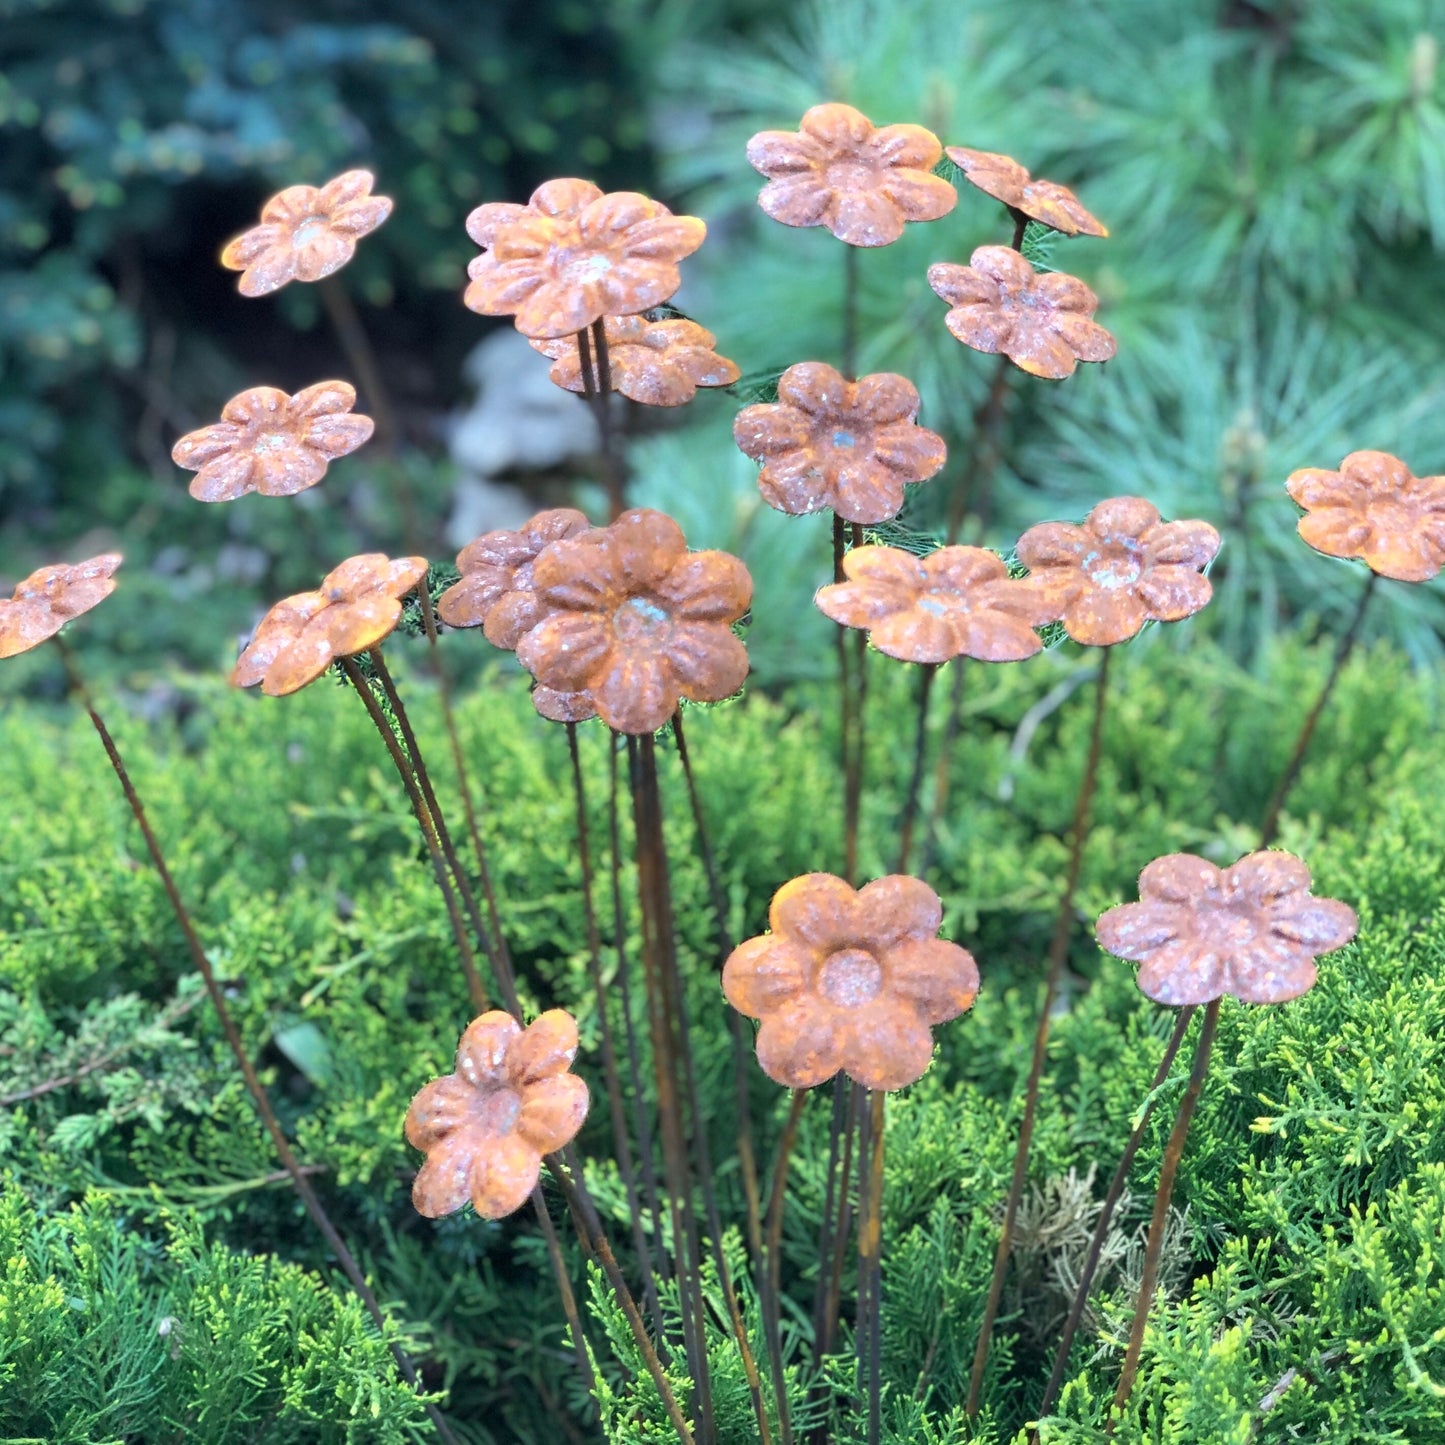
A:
[220,169,393,297]
[945,146,1108,238]
[746,103,957,247]
[723,872,979,1092]
[1096,851,1359,1006]
[1286,449,1445,582]
[171,381,374,502]
[1015,496,1220,646]
[927,247,1116,380]
[515,507,752,735]
[0,553,121,659]
[733,362,946,524]
[405,1009,590,1220]
[463,178,706,340]
[532,314,739,406]
[231,553,427,696]
[816,543,1056,662]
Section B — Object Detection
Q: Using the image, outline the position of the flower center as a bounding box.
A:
[293,215,330,247]
[916,595,955,617]
[825,159,879,193]
[1202,905,1262,952]
[471,1085,522,1137]
[612,596,673,647]
[832,430,856,448]
[565,252,614,284]
[817,947,884,1007]
[1082,542,1143,590]
[254,431,289,454]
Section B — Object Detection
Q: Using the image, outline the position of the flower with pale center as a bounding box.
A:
[405,1010,589,1220]
[945,147,1107,237]
[0,553,121,659]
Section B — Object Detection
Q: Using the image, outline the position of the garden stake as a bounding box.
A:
[530,1182,598,1403]
[896,661,939,871]
[858,1088,886,1445]
[577,320,628,519]
[763,1087,811,1445]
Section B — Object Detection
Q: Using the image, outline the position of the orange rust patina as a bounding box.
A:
[220,170,393,297]
[405,1010,589,1220]
[746,102,956,247]
[1096,852,1358,1007]
[724,873,979,1091]
[171,382,374,503]
[1015,497,1220,646]
[945,147,1108,238]
[0,553,121,659]
[928,247,1116,380]
[733,362,946,524]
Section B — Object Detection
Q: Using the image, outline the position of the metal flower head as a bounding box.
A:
[0,553,121,659]
[724,873,979,1091]
[1286,450,1445,582]
[1096,851,1358,1006]
[463,178,706,340]
[928,247,1116,380]
[405,1010,589,1220]
[1016,497,1220,646]
[231,553,427,696]
[945,147,1108,237]
[220,170,393,297]
[515,508,751,735]
[746,103,957,247]
[733,362,946,524]
[171,382,374,503]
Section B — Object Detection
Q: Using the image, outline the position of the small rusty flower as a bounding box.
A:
[515,508,751,735]
[231,553,427,696]
[463,178,706,340]
[171,382,374,502]
[945,147,1107,238]
[724,873,979,1091]
[1096,852,1358,1006]
[816,544,1057,662]
[928,247,1116,380]
[733,362,946,524]
[1016,497,1220,646]
[746,103,956,247]
[405,1009,589,1220]
[220,170,393,298]
[0,553,121,659]
[530,314,740,407]
[1285,450,1445,583]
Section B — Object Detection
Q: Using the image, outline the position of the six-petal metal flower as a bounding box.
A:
[1096,851,1358,1006]
[945,147,1108,238]
[405,1009,589,1220]
[724,872,979,1091]
[1015,497,1220,646]
[171,382,375,503]
[531,314,740,406]
[733,362,946,524]
[928,247,1116,380]
[746,103,957,247]
[220,170,394,298]
[0,553,122,660]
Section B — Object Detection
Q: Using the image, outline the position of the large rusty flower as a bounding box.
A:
[945,147,1107,238]
[746,103,956,247]
[724,873,979,1091]
[171,382,374,502]
[1285,450,1445,582]
[405,1010,589,1220]
[220,170,393,298]
[1096,852,1358,1006]
[231,553,427,696]
[815,544,1056,662]
[1015,497,1220,646]
[463,178,706,340]
[927,248,1116,380]
[733,362,946,524]
[515,508,751,735]
[0,553,121,659]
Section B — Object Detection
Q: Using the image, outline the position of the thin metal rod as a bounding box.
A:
[842,243,860,382]
[845,524,869,884]
[531,1183,597,1400]
[588,319,627,520]
[859,1090,886,1445]
[763,1088,809,1445]
[897,663,939,874]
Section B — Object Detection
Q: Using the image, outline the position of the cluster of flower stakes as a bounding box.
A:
[22,98,1445,1440]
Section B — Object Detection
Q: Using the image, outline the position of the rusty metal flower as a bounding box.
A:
[733,362,946,524]
[220,170,393,298]
[532,685,598,724]
[1285,450,1445,582]
[1015,497,1220,646]
[815,544,1057,662]
[746,103,956,247]
[171,382,374,503]
[927,247,1116,380]
[530,314,740,407]
[463,178,706,340]
[515,508,751,735]
[0,553,121,659]
[404,1009,589,1220]
[1096,851,1358,1006]
[724,872,979,1091]
[231,553,427,696]
[945,147,1107,238]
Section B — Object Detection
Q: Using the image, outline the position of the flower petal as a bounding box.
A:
[411,1134,477,1218]
[770,872,859,951]
[404,1075,477,1150]
[517,1073,589,1154]
[841,1005,936,1090]
[723,937,811,1018]
[886,938,979,1025]
[655,552,752,621]
[756,1000,845,1088]
[517,613,614,690]
[456,1012,523,1089]
[590,652,676,734]
[1095,900,1189,960]
[510,1010,580,1085]
[668,624,750,702]
[470,1132,542,1219]
[855,874,943,947]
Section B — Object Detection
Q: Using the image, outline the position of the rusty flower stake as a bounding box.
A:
[946,146,1109,239]
[0,553,121,658]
